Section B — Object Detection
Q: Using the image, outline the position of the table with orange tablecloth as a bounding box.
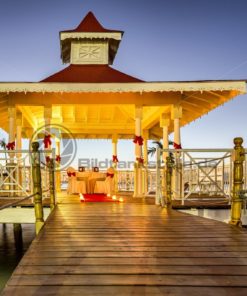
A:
[87,172,106,193]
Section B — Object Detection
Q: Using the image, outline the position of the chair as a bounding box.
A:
[66,167,77,194]
[78,166,86,172]
[94,168,115,195]
[75,177,87,194]
[67,167,87,194]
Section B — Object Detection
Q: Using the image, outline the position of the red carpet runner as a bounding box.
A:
[80,194,119,202]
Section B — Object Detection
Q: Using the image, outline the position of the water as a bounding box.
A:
[179,208,231,223]
[0,223,35,292]
[179,208,247,225]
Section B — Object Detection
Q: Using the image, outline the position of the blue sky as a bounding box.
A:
[0,0,247,164]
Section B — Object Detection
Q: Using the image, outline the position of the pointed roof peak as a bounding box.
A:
[63,11,123,33]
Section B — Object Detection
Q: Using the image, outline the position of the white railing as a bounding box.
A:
[155,148,247,205]
[146,168,157,195]
[12,148,244,201]
[0,149,53,199]
[117,170,135,191]
[0,150,32,198]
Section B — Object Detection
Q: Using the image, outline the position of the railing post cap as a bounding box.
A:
[32,142,40,151]
[234,137,243,146]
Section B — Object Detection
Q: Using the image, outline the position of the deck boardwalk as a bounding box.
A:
[2,195,247,296]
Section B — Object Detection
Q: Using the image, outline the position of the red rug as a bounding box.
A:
[80,194,120,202]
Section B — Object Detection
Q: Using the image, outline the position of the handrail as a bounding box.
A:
[0,149,53,153]
[161,148,236,152]
[0,189,50,211]
[0,192,38,211]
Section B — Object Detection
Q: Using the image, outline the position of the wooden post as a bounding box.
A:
[31,142,44,234]
[230,137,245,226]
[13,223,23,250]
[48,158,56,211]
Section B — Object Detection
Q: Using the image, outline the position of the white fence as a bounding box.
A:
[156,148,247,204]
[2,147,247,200]
[0,149,53,199]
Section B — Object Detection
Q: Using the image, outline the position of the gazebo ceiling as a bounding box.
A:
[0,80,245,140]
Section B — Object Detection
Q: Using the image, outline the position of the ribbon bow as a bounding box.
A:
[46,156,51,163]
[133,135,143,146]
[67,172,76,177]
[56,155,61,162]
[106,172,114,178]
[112,155,119,163]
[136,157,144,164]
[43,134,52,148]
[6,141,15,150]
[173,143,182,149]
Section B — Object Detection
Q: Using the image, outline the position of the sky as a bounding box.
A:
[0,0,247,164]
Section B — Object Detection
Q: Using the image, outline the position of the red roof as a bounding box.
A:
[62,11,123,34]
[41,65,143,83]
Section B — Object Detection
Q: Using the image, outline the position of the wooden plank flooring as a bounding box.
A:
[2,195,247,295]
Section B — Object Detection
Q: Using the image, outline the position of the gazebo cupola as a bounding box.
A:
[60,12,124,65]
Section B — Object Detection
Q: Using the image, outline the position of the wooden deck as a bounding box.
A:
[2,195,247,295]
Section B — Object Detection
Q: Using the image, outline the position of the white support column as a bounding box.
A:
[160,114,170,161]
[134,107,142,161]
[112,134,118,193]
[160,114,170,198]
[16,112,23,157]
[43,106,52,160]
[133,106,144,197]
[44,106,52,133]
[8,106,16,196]
[16,112,23,190]
[171,105,183,199]
[143,130,149,165]
[112,134,118,168]
[171,105,182,149]
[143,130,149,195]
[26,128,34,145]
[55,140,61,192]
[8,106,16,150]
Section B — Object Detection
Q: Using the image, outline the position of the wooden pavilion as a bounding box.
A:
[0,11,246,197]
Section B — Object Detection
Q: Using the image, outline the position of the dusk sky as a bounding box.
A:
[0,0,247,163]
